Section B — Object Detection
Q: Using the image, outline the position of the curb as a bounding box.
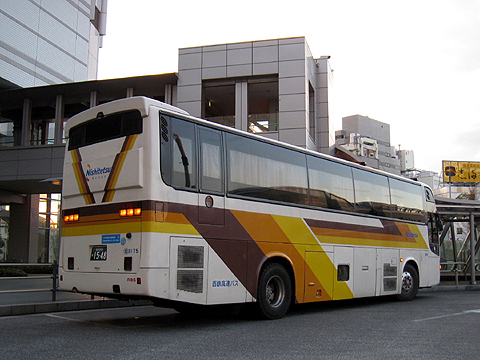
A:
[0,299,152,317]
[420,284,480,293]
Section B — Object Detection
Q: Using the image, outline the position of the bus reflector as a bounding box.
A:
[124,257,132,271]
[119,208,142,217]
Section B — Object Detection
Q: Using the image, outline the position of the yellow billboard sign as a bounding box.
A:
[443,161,480,183]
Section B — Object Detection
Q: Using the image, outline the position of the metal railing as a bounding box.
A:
[441,261,480,285]
[0,260,58,301]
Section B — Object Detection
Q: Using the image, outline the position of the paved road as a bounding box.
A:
[0,291,479,360]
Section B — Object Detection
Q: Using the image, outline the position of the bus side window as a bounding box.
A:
[160,115,172,185]
[389,179,425,222]
[199,127,223,194]
[226,133,308,205]
[352,169,391,217]
[160,115,197,190]
[307,156,355,212]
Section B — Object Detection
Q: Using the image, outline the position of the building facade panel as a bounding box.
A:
[253,45,279,63]
[253,62,279,76]
[177,68,202,86]
[278,110,308,130]
[279,76,306,95]
[227,47,252,65]
[178,52,202,71]
[38,9,78,56]
[0,0,105,88]
[202,48,227,68]
[279,127,307,148]
[202,66,227,80]
[226,64,252,78]
[278,93,306,113]
[279,41,306,61]
[278,59,306,78]
[0,0,40,31]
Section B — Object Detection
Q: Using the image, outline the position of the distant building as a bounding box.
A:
[335,115,401,175]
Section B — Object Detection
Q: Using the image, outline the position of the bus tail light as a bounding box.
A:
[64,214,79,222]
[120,208,142,217]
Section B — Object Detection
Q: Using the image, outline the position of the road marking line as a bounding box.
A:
[414,309,480,322]
[44,313,84,322]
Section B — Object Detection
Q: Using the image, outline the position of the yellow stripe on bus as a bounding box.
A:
[272,215,353,301]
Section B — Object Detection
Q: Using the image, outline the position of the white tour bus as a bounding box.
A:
[59,97,441,319]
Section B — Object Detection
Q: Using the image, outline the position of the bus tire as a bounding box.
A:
[396,263,419,301]
[256,263,292,320]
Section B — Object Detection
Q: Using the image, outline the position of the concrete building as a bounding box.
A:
[0,0,107,89]
[177,37,336,154]
[0,36,336,263]
[335,114,401,175]
[0,0,108,262]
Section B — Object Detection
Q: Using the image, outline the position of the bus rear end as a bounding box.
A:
[59,97,156,298]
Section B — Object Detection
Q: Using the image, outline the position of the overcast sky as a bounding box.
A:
[97,0,480,174]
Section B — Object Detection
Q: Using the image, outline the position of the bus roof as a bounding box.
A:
[64,96,190,134]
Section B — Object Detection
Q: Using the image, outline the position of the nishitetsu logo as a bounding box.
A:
[85,164,111,181]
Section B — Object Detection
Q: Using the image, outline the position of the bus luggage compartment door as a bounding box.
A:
[170,237,207,305]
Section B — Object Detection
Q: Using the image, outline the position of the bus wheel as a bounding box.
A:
[256,263,292,319]
[396,263,418,301]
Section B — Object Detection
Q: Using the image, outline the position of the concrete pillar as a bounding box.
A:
[21,98,32,147]
[235,80,248,132]
[54,95,64,145]
[165,84,172,104]
[90,91,98,108]
[7,194,39,263]
[470,212,476,285]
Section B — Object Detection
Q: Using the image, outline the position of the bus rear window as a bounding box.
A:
[68,110,142,150]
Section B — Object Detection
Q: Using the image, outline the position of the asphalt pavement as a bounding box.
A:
[0,275,479,317]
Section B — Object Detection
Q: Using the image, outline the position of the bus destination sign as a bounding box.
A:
[443,161,480,183]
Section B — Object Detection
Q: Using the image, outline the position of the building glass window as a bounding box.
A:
[31,103,56,145]
[248,77,278,133]
[0,108,22,147]
[203,80,235,127]
[64,102,89,143]
[38,194,61,262]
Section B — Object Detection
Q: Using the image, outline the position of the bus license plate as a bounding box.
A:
[91,246,107,261]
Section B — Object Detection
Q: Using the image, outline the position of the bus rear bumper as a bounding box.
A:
[59,267,169,300]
